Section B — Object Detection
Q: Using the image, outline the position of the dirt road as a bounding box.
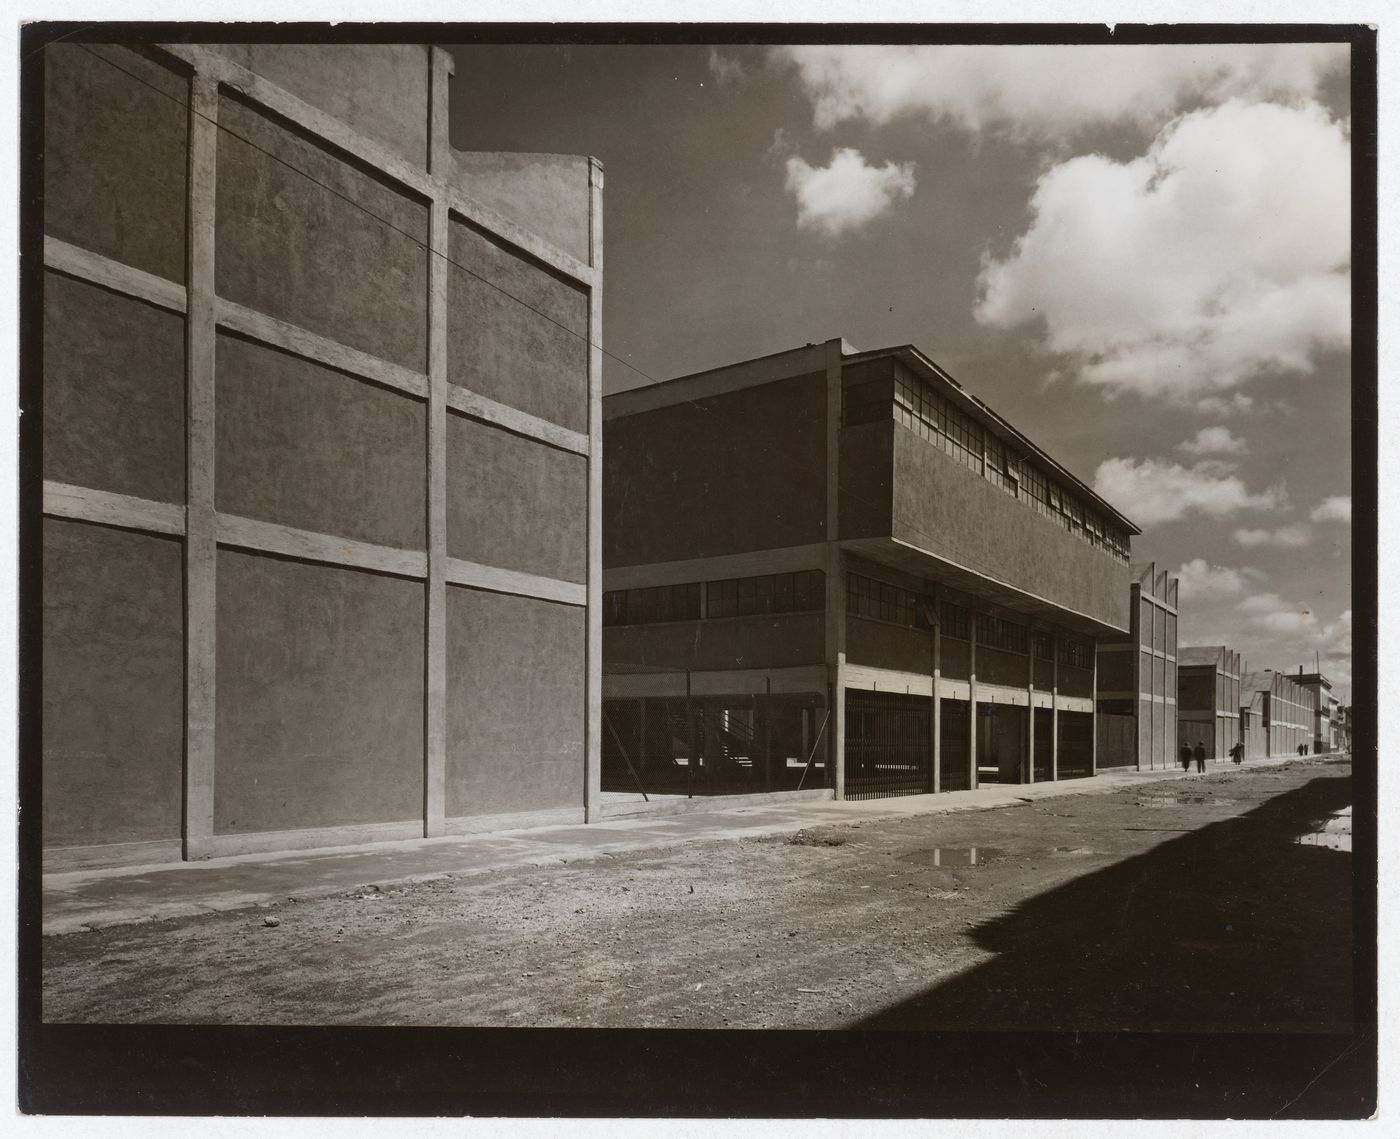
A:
[42,757,1354,1030]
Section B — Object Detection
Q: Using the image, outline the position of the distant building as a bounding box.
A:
[1240,670,1313,758]
[1177,646,1243,760]
[1095,563,1179,770]
[601,339,1138,802]
[1293,671,1339,753]
[41,42,604,868]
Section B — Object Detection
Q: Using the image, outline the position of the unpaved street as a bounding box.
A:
[43,757,1354,1030]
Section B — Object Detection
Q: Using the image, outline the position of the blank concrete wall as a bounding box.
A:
[42,520,184,847]
[978,646,1025,688]
[216,334,427,549]
[845,616,932,674]
[941,638,970,681]
[44,273,186,503]
[604,374,827,567]
[446,588,585,817]
[446,415,586,581]
[44,45,189,282]
[216,94,430,371]
[214,552,426,834]
[447,218,588,433]
[605,614,826,674]
[1060,664,1092,699]
[1098,651,1132,693]
[891,426,1128,631]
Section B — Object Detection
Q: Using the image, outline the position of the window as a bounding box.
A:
[602,582,702,626]
[708,570,824,619]
[940,600,969,640]
[975,612,1028,654]
[847,571,934,629]
[1033,631,1054,661]
[1060,637,1093,670]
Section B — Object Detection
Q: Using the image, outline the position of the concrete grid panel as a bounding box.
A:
[446,217,588,434]
[44,45,189,283]
[213,551,426,835]
[445,414,586,583]
[445,588,586,818]
[215,333,428,550]
[215,93,430,372]
[41,520,185,847]
[43,272,187,504]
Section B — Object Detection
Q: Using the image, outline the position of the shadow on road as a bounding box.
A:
[851,773,1355,1033]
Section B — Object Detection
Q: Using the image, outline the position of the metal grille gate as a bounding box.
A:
[844,689,931,800]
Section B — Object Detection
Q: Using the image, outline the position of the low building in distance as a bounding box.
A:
[602,338,1139,802]
[1095,562,1181,770]
[1240,669,1314,758]
[1176,645,1244,761]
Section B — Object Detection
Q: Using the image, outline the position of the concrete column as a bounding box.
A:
[1090,637,1098,776]
[583,157,605,821]
[183,72,219,861]
[930,618,941,793]
[423,48,453,837]
[1051,630,1060,782]
[968,616,979,790]
[1026,638,1036,784]
[823,340,846,799]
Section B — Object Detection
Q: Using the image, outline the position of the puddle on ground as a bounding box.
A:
[1137,796,1239,809]
[899,847,1002,868]
[1295,808,1352,852]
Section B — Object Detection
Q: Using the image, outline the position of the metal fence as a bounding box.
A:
[844,690,931,800]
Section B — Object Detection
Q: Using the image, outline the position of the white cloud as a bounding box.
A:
[784,148,916,237]
[975,100,1350,403]
[775,44,1346,139]
[1178,426,1248,456]
[1310,495,1352,523]
[1234,524,1312,548]
[1175,558,1261,601]
[1239,591,1317,633]
[708,48,745,86]
[1092,456,1282,527]
[1194,393,1257,417]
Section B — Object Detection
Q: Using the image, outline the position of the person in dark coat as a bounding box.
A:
[1193,741,1206,773]
[1180,742,1193,771]
[1230,741,1244,765]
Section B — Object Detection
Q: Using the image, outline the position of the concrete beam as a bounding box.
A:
[445,557,586,607]
[216,512,429,579]
[44,236,187,314]
[446,385,589,456]
[43,481,186,537]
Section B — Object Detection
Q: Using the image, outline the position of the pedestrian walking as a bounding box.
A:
[1230,741,1244,765]
[1193,742,1206,773]
[1180,742,1193,772]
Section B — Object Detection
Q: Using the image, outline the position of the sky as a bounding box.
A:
[449,38,1355,699]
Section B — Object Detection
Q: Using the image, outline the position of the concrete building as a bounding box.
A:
[1240,670,1313,758]
[601,339,1138,801]
[1176,645,1243,761]
[1095,563,1180,770]
[40,43,603,869]
[1293,671,1339,753]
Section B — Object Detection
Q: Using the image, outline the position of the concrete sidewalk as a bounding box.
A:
[41,755,1309,935]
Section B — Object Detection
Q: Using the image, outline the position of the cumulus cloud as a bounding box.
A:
[1092,456,1282,527]
[1195,393,1256,417]
[1234,524,1312,548]
[774,43,1346,138]
[1239,591,1317,633]
[708,48,745,85]
[1178,426,1248,456]
[785,148,916,236]
[975,100,1350,403]
[1175,558,1261,601]
[1310,494,1352,523]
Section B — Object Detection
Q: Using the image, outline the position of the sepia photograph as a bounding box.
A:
[14,8,1377,1121]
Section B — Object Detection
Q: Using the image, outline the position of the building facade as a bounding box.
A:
[1294,671,1339,753]
[1095,563,1180,770]
[40,42,603,869]
[601,339,1137,802]
[1176,645,1243,760]
[1240,670,1313,758]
